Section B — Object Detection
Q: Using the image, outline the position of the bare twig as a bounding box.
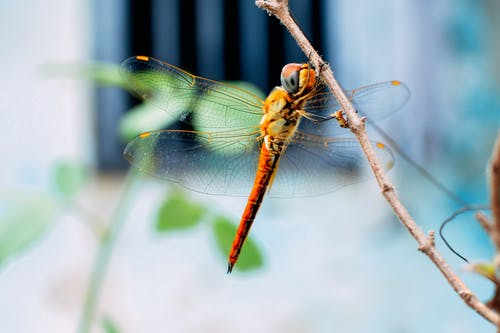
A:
[476,211,493,235]
[491,132,500,251]
[255,0,500,325]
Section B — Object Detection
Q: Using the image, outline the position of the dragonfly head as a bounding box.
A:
[280,63,316,97]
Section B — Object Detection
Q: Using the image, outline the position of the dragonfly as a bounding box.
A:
[121,55,410,273]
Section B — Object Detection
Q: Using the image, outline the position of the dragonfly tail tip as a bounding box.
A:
[227,263,234,274]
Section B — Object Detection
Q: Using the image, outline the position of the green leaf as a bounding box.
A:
[212,216,263,272]
[0,192,59,265]
[467,261,498,284]
[53,161,88,197]
[118,103,177,142]
[227,81,266,100]
[156,191,206,232]
[102,316,121,333]
[41,63,130,89]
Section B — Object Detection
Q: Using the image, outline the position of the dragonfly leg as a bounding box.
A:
[332,110,349,128]
[301,111,336,124]
[304,109,350,128]
[328,109,360,128]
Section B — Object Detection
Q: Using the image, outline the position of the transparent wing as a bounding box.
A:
[268,131,394,197]
[121,56,264,132]
[299,81,410,136]
[305,80,410,119]
[124,129,262,196]
[124,129,393,198]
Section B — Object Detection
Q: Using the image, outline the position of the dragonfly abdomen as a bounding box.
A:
[227,144,280,273]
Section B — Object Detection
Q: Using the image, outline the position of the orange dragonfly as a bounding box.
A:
[121,55,410,272]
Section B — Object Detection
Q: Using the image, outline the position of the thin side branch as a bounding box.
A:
[476,211,493,235]
[255,0,500,325]
[491,132,500,251]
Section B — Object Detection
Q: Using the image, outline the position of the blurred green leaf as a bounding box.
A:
[42,62,174,99]
[76,64,124,87]
[227,81,266,100]
[53,161,88,197]
[156,191,206,232]
[0,192,59,265]
[41,63,128,88]
[102,316,121,333]
[212,216,263,272]
[118,103,176,142]
[467,261,498,283]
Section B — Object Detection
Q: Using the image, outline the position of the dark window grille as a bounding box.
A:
[93,0,328,170]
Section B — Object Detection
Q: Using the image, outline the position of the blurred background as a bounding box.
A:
[1,0,499,332]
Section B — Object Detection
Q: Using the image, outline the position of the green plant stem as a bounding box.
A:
[77,171,138,333]
[68,198,107,238]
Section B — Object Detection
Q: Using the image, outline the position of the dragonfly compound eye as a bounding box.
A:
[280,63,301,94]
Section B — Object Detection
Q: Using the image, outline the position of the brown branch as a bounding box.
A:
[491,132,500,251]
[476,211,493,235]
[255,0,500,325]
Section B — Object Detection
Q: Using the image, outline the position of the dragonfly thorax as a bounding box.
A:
[260,86,303,153]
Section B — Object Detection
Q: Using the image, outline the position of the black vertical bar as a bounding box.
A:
[127,0,153,120]
[285,0,311,64]
[312,0,324,57]
[179,0,197,73]
[239,0,269,91]
[267,19,286,88]
[128,0,153,55]
[224,0,241,80]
